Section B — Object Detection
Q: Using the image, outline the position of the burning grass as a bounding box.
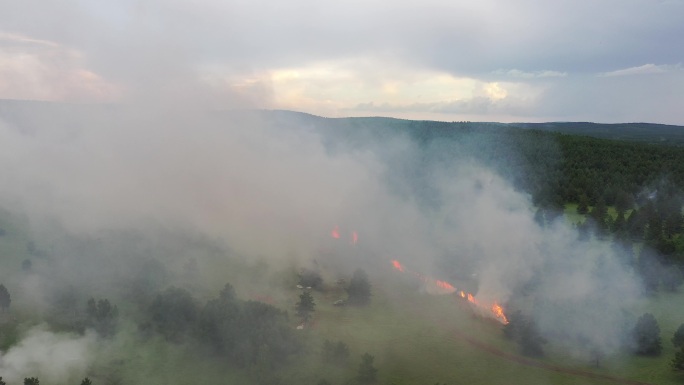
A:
[2,214,683,385]
[282,259,684,385]
[391,259,509,324]
[289,276,619,385]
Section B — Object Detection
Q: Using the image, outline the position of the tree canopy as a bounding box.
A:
[195,283,301,367]
[295,290,315,322]
[149,286,199,342]
[357,353,378,383]
[632,313,662,356]
[347,269,371,306]
[86,298,118,337]
[673,346,684,371]
[672,323,684,348]
[0,284,10,311]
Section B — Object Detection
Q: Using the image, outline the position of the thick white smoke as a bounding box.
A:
[0,102,642,359]
[0,326,96,384]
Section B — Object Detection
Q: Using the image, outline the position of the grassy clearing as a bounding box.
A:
[65,274,683,385]
[2,210,684,385]
[275,276,648,385]
[564,203,585,225]
[619,292,684,385]
[564,203,634,223]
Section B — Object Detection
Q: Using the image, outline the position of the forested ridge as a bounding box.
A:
[276,112,684,209]
[273,113,684,274]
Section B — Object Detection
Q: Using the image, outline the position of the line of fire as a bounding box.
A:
[390,259,509,324]
[331,225,358,245]
[329,225,508,325]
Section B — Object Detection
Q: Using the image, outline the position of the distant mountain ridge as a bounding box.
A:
[507,122,684,145]
[258,109,684,145]
[2,99,683,145]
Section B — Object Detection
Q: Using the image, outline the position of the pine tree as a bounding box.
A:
[589,198,609,236]
[672,323,684,348]
[577,194,590,215]
[347,269,371,305]
[613,210,626,234]
[295,290,315,322]
[633,313,662,355]
[357,353,378,383]
[0,284,10,311]
[672,345,684,371]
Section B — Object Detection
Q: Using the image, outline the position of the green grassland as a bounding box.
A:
[274,275,684,385]
[2,212,684,385]
[563,203,633,223]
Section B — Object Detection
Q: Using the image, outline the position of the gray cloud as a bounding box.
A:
[493,69,568,79]
[598,63,682,77]
[533,71,684,123]
[2,0,684,122]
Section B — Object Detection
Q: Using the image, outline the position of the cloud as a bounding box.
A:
[267,61,482,117]
[529,70,684,124]
[0,33,120,102]
[493,69,568,79]
[2,0,684,122]
[0,32,61,48]
[598,63,682,77]
[349,81,541,120]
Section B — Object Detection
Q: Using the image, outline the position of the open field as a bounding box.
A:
[563,203,634,223]
[2,211,684,385]
[268,272,684,385]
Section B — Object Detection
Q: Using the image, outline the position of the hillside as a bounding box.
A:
[3,100,684,144]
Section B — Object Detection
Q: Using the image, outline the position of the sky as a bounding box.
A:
[1,0,683,124]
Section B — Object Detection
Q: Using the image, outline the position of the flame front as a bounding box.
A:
[391,260,405,272]
[390,259,508,324]
[491,302,509,324]
[331,226,340,239]
[435,280,455,291]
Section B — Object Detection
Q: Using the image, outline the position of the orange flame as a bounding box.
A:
[491,302,509,324]
[388,259,508,324]
[391,260,404,272]
[331,226,340,239]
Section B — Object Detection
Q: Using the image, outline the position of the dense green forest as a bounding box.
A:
[264,112,684,287]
